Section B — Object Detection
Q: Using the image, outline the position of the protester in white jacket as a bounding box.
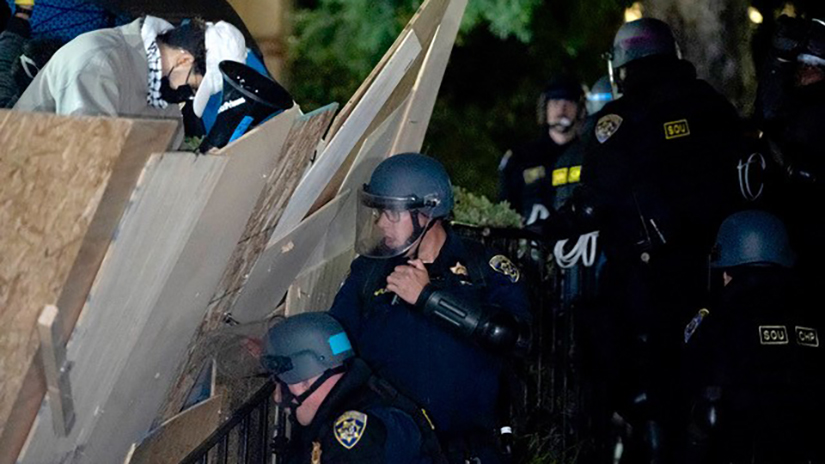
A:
[14,16,245,121]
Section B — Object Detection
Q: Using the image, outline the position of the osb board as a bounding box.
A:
[16,151,228,464]
[229,191,351,324]
[210,104,338,305]
[0,110,177,456]
[47,107,299,464]
[124,395,223,464]
[153,105,336,424]
[325,0,449,141]
[285,247,355,316]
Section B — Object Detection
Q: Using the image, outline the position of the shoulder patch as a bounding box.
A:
[595,114,623,143]
[663,119,690,140]
[489,255,520,283]
[334,410,368,449]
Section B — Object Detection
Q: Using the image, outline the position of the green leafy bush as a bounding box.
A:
[452,185,523,228]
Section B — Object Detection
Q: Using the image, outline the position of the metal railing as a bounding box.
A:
[179,381,285,464]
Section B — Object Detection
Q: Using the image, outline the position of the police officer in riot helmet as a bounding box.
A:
[261,312,446,464]
[577,18,744,463]
[755,15,825,292]
[681,210,825,463]
[330,153,531,464]
[499,76,586,228]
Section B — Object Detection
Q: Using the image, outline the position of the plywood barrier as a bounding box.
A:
[0,110,178,463]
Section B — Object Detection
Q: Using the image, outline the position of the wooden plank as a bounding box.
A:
[270,31,422,241]
[285,247,355,316]
[156,105,336,420]
[230,191,351,323]
[0,111,177,464]
[211,104,338,305]
[37,305,74,437]
[325,0,449,141]
[123,395,223,464]
[391,0,468,154]
[46,106,299,464]
[17,151,229,464]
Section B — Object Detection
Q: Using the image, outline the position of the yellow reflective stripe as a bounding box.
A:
[568,165,582,183]
[552,167,569,186]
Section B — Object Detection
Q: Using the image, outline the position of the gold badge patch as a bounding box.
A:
[595,114,623,143]
[334,410,368,450]
[664,119,690,140]
[759,325,789,345]
[796,326,819,347]
[522,166,546,185]
[489,255,520,283]
[450,262,468,276]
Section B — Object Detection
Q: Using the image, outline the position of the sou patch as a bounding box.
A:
[664,119,690,140]
[489,255,520,283]
[595,114,623,143]
[334,410,368,449]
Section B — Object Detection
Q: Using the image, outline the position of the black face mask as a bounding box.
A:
[160,76,194,104]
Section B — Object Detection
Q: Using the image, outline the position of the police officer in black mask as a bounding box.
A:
[577,18,744,463]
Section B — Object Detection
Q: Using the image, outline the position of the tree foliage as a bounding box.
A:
[288,0,629,199]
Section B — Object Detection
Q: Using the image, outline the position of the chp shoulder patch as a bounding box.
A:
[334,410,368,450]
[595,114,623,144]
[489,255,520,283]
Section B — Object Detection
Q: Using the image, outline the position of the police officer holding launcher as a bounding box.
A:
[261,312,446,464]
[578,18,744,462]
[329,153,531,464]
[682,210,825,463]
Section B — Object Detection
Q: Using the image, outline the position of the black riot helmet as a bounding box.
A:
[710,210,796,269]
[611,18,679,69]
[356,153,453,258]
[261,312,354,386]
[537,75,585,125]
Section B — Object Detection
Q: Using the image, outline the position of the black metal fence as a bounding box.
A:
[179,382,284,464]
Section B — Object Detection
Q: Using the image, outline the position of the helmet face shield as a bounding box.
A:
[355,188,435,258]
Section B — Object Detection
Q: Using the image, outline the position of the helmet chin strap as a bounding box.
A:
[407,211,437,260]
[275,365,347,411]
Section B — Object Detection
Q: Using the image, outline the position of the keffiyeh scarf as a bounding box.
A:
[141,16,174,109]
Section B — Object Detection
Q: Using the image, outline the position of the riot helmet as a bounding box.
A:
[261,312,353,385]
[356,153,453,258]
[710,210,796,269]
[608,18,680,96]
[538,76,585,129]
[586,75,614,114]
